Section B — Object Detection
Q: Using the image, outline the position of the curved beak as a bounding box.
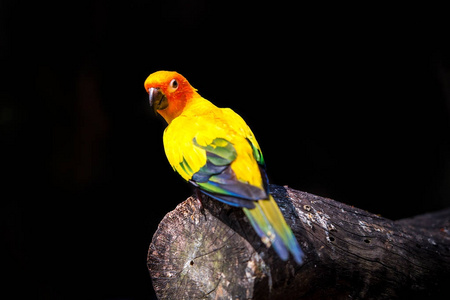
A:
[148,87,168,115]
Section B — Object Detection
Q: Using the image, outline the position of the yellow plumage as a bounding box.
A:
[145,71,303,264]
[163,96,263,189]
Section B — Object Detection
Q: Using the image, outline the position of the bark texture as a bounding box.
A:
[148,184,450,299]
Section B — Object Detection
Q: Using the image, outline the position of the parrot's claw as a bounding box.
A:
[195,189,204,209]
[191,189,206,221]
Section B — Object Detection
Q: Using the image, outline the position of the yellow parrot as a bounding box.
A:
[144,71,303,264]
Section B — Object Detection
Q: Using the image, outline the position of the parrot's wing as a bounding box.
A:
[163,107,269,208]
[246,136,269,192]
[188,137,268,209]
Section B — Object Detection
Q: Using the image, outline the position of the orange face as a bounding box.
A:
[144,71,197,124]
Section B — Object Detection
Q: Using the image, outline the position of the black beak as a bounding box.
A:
[148,87,168,115]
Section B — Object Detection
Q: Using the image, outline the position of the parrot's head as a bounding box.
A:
[144,71,198,124]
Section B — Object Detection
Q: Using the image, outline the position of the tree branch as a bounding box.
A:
[147,185,450,299]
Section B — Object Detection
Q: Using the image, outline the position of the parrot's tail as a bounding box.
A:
[243,195,304,264]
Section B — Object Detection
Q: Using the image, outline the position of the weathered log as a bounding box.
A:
[147,184,450,299]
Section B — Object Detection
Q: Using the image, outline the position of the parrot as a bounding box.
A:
[144,70,304,264]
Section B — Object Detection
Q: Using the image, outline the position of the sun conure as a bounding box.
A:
[144,70,304,264]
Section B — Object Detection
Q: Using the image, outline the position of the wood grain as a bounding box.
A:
[148,185,450,299]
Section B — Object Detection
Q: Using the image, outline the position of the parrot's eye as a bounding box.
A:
[168,79,178,92]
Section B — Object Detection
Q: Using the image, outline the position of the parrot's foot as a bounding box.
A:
[195,189,204,209]
[192,189,206,221]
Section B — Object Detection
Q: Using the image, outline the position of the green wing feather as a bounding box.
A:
[247,137,265,166]
[188,137,267,208]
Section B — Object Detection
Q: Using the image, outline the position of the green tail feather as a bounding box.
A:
[243,195,304,264]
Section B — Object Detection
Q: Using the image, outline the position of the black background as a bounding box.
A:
[2,1,450,299]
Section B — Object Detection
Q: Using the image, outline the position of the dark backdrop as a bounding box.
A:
[2,1,450,299]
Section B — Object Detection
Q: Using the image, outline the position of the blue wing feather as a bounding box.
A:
[187,137,268,207]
